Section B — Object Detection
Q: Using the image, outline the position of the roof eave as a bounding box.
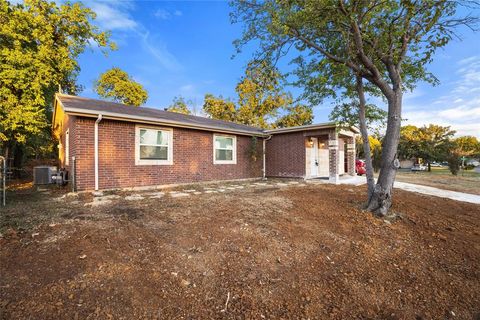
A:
[63,107,268,137]
[265,122,337,134]
[265,122,360,135]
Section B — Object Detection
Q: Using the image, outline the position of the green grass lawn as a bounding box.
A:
[407,167,480,177]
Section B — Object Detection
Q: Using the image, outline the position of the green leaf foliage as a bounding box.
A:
[166,96,192,115]
[203,94,237,122]
[329,102,387,131]
[0,0,113,154]
[452,136,480,158]
[94,67,148,107]
[231,0,474,101]
[397,124,456,162]
[274,104,313,128]
[203,61,313,128]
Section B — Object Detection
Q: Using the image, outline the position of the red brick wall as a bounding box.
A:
[74,117,95,190]
[71,118,263,190]
[265,131,305,178]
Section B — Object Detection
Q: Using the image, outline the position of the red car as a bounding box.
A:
[356,159,366,175]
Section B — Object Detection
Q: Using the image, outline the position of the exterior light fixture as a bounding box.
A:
[308,137,314,147]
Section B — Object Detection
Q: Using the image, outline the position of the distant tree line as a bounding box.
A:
[356,124,480,176]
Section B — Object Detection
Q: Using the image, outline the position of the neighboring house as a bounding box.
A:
[52,94,358,191]
[399,158,415,169]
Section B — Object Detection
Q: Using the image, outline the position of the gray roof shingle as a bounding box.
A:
[57,94,265,135]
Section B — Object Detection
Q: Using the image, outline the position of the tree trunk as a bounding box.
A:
[356,76,375,201]
[366,90,402,217]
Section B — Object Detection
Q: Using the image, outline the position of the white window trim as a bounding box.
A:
[135,125,173,166]
[65,129,69,166]
[213,134,237,165]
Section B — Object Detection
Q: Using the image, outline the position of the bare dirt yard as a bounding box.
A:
[394,168,480,195]
[1,180,479,319]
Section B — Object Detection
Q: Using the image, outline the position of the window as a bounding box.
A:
[214,134,236,164]
[135,126,173,165]
[65,129,69,166]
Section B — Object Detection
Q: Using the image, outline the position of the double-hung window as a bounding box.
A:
[213,134,236,164]
[135,126,173,165]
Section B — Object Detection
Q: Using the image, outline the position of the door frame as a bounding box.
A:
[310,137,318,177]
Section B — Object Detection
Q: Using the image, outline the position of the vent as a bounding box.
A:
[33,166,57,185]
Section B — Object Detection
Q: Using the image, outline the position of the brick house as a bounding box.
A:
[52,94,358,191]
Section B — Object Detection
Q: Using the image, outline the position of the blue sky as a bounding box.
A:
[76,0,480,138]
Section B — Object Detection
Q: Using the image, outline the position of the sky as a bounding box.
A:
[73,0,480,138]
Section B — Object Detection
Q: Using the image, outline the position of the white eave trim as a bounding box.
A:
[265,122,360,134]
[62,107,267,138]
[265,122,337,134]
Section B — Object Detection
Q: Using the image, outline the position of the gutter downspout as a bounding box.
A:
[94,114,103,191]
[262,135,272,180]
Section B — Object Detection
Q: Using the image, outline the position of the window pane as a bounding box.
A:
[157,131,168,145]
[140,146,168,160]
[140,129,159,145]
[215,149,233,161]
[215,136,233,149]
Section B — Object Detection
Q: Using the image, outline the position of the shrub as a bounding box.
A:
[447,155,460,175]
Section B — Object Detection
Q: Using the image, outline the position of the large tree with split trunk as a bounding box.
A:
[231,0,478,216]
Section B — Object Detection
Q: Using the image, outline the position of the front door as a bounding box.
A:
[310,137,318,177]
[318,148,329,177]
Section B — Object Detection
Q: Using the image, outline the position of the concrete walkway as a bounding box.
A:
[308,175,480,204]
[393,181,480,205]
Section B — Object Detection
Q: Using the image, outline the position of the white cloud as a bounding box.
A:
[403,109,480,137]
[403,104,480,135]
[154,8,183,20]
[138,31,183,72]
[438,105,480,120]
[180,84,194,92]
[154,9,170,20]
[403,55,480,138]
[89,1,137,30]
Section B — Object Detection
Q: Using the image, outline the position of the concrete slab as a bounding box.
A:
[125,194,144,201]
[394,181,480,205]
[307,176,366,186]
[84,198,112,207]
[170,192,190,198]
[147,192,165,199]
